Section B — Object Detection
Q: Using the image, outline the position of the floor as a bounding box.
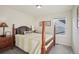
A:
[0,44,74,54]
[0,47,28,54]
[49,44,74,54]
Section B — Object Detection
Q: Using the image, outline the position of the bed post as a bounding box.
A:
[53,25,56,46]
[41,21,46,54]
[12,24,15,46]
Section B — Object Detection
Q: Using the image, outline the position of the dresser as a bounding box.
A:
[0,35,13,52]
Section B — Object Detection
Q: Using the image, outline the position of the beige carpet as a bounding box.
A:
[0,44,74,54]
[48,44,74,54]
[0,47,28,54]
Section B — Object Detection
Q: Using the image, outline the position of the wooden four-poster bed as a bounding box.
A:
[12,21,56,54]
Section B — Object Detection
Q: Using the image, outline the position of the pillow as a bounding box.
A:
[24,31,32,34]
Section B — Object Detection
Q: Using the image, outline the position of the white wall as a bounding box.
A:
[0,6,35,34]
[34,10,72,46]
[72,6,79,53]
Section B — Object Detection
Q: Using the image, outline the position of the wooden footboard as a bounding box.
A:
[41,21,56,54]
[46,37,53,45]
[46,37,55,53]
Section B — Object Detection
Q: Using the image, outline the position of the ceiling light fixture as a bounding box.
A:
[36,5,42,8]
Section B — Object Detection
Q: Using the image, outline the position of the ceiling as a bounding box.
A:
[8,5,73,17]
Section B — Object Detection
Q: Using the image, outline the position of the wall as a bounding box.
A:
[72,6,79,53]
[34,10,72,46]
[0,6,35,35]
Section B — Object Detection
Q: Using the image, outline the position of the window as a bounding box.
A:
[54,18,66,35]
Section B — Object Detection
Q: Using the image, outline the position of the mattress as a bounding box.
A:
[27,33,53,42]
[15,33,53,53]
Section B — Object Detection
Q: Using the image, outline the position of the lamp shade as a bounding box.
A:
[0,22,8,27]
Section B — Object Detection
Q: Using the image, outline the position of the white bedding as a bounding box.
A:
[15,33,53,54]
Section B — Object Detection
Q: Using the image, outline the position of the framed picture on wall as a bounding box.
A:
[39,21,51,26]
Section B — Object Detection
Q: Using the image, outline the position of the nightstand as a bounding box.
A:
[0,35,13,52]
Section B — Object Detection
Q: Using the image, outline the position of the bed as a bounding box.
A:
[12,21,55,54]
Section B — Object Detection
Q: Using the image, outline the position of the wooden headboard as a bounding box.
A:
[16,26,32,34]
